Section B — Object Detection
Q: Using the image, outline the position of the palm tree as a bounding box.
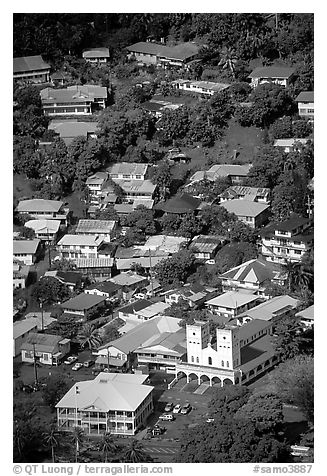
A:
[13,423,26,460]
[284,260,313,293]
[218,46,238,79]
[71,426,85,463]
[122,440,150,463]
[78,323,102,351]
[98,432,118,463]
[43,426,60,463]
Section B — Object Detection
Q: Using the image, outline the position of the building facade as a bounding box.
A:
[296,91,314,119]
[14,55,51,83]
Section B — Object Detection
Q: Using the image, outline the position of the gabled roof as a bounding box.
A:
[62,293,106,311]
[274,138,309,148]
[127,42,167,55]
[116,256,167,271]
[239,334,275,373]
[161,42,199,61]
[109,271,147,287]
[75,258,114,268]
[261,213,310,234]
[208,164,252,177]
[48,121,99,142]
[119,299,154,315]
[13,239,40,255]
[206,290,259,309]
[238,295,300,322]
[13,320,38,339]
[248,66,295,79]
[21,333,64,352]
[158,193,201,214]
[86,172,108,185]
[221,186,270,201]
[57,234,103,247]
[56,271,83,285]
[220,199,270,217]
[296,91,314,102]
[17,199,64,213]
[14,55,50,73]
[296,304,314,321]
[82,47,110,58]
[190,234,222,253]
[24,219,60,234]
[85,280,121,294]
[143,235,188,253]
[238,319,272,342]
[41,85,107,104]
[76,219,116,234]
[56,372,153,411]
[108,162,148,176]
[114,180,156,194]
[135,327,186,355]
[220,258,283,285]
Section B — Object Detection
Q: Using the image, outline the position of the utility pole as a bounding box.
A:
[148,248,154,297]
[32,343,38,386]
[107,347,110,373]
[275,13,278,30]
[39,300,44,332]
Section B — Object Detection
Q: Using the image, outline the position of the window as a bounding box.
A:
[294,250,302,255]
[221,360,224,367]
[191,356,194,362]
[308,109,314,113]
[208,357,212,365]
[226,361,229,368]
[196,357,199,363]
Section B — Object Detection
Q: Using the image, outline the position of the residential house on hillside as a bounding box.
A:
[24,313,56,331]
[56,372,154,436]
[114,180,156,205]
[296,304,314,329]
[189,234,225,260]
[13,260,31,289]
[86,172,109,197]
[108,163,148,181]
[57,235,103,261]
[126,41,199,69]
[218,186,271,204]
[61,293,107,320]
[296,91,314,119]
[21,333,70,366]
[48,121,99,146]
[24,219,60,243]
[171,79,230,96]
[220,199,270,228]
[42,270,83,291]
[84,281,122,301]
[187,164,252,187]
[13,320,38,357]
[13,239,41,265]
[118,300,170,323]
[13,55,50,83]
[248,66,295,88]
[109,272,148,300]
[40,85,107,116]
[260,213,313,264]
[157,193,202,215]
[142,235,188,254]
[115,247,169,272]
[82,47,110,64]
[164,283,219,308]
[16,199,69,226]
[237,295,300,326]
[273,138,309,153]
[74,258,114,281]
[205,290,262,318]
[220,258,287,296]
[75,220,117,243]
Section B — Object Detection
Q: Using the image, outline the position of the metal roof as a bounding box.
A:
[13,55,50,73]
[62,293,106,311]
[13,239,40,255]
[13,320,38,339]
[238,295,299,322]
[76,220,116,234]
[248,66,295,79]
[206,290,259,309]
[220,199,270,217]
[296,91,314,102]
[82,47,110,58]
[108,162,148,176]
[17,199,63,213]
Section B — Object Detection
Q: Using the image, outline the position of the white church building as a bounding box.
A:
[171,318,278,388]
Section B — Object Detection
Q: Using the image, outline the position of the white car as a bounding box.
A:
[72,363,83,371]
[173,404,181,414]
[64,356,78,365]
[159,413,174,421]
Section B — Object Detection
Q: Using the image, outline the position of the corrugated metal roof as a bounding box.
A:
[13,239,40,255]
[206,290,259,309]
[13,55,50,73]
[17,199,63,213]
[248,66,295,79]
[220,199,270,217]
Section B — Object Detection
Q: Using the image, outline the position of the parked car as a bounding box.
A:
[164,402,174,412]
[158,413,175,421]
[173,404,181,414]
[72,363,83,371]
[152,425,165,436]
[206,418,215,423]
[64,356,78,365]
[83,360,95,368]
[181,403,192,414]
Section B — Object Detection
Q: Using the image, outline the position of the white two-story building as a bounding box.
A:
[57,235,103,261]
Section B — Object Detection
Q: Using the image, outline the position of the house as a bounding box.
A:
[205,290,262,318]
[118,300,170,323]
[13,239,41,265]
[187,164,252,186]
[142,234,188,254]
[40,85,107,116]
[109,272,148,300]
[97,315,182,370]
[13,320,38,357]
[173,319,278,386]
[295,304,314,329]
[56,372,154,436]
[16,199,69,226]
[84,281,122,301]
[82,47,110,64]
[189,235,224,260]
[114,180,156,205]
[13,55,50,83]
[108,162,148,181]
[220,199,270,228]
[237,295,300,326]
[57,235,104,261]
[260,213,313,264]
[50,71,69,86]
[21,333,71,366]
[142,100,183,118]
[273,138,309,153]
[115,247,169,272]
[75,220,117,243]
[24,312,57,331]
[172,79,230,96]
[157,193,202,215]
[296,91,314,119]
[164,283,219,308]
[86,172,109,197]
[61,293,107,320]
[13,260,31,289]
[48,121,99,146]
[218,186,271,204]
[74,258,114,281]
[248,66,295,88]
[24,219,60,243]
[42,270,83,291]
[165,148,191,164]
[220,258,287,296]
[127,41,199,69]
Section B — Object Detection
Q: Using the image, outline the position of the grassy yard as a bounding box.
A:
[13,174,34,200]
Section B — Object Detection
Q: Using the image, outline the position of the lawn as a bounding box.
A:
[13,174,34,200]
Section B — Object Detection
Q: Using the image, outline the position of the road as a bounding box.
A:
[140,440,179,462]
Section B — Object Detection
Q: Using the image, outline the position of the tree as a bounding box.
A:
[124,206,157,235]
[269,355,314,422]
[235,392,284,433]
[16,226,36,239]
[214,242,258,273]
[149,161,173,201]
[178,213,204,239]
[97,432,118,463]
[32,276,70,305]
[208,385,250,418]
[227,220,257,243]
[218,46,238,78]
[244,145,285,189]
[270,116,293,140]
[78,323,103,350]
[272,314,312,361]
[43,426,60,463]
[41,375,71,412]
[50,259,77,272]
[156,107,191,146]
[154,250,197,288]
[271,171,308,221]
[122,440,151,463]
[71,426,85,463]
